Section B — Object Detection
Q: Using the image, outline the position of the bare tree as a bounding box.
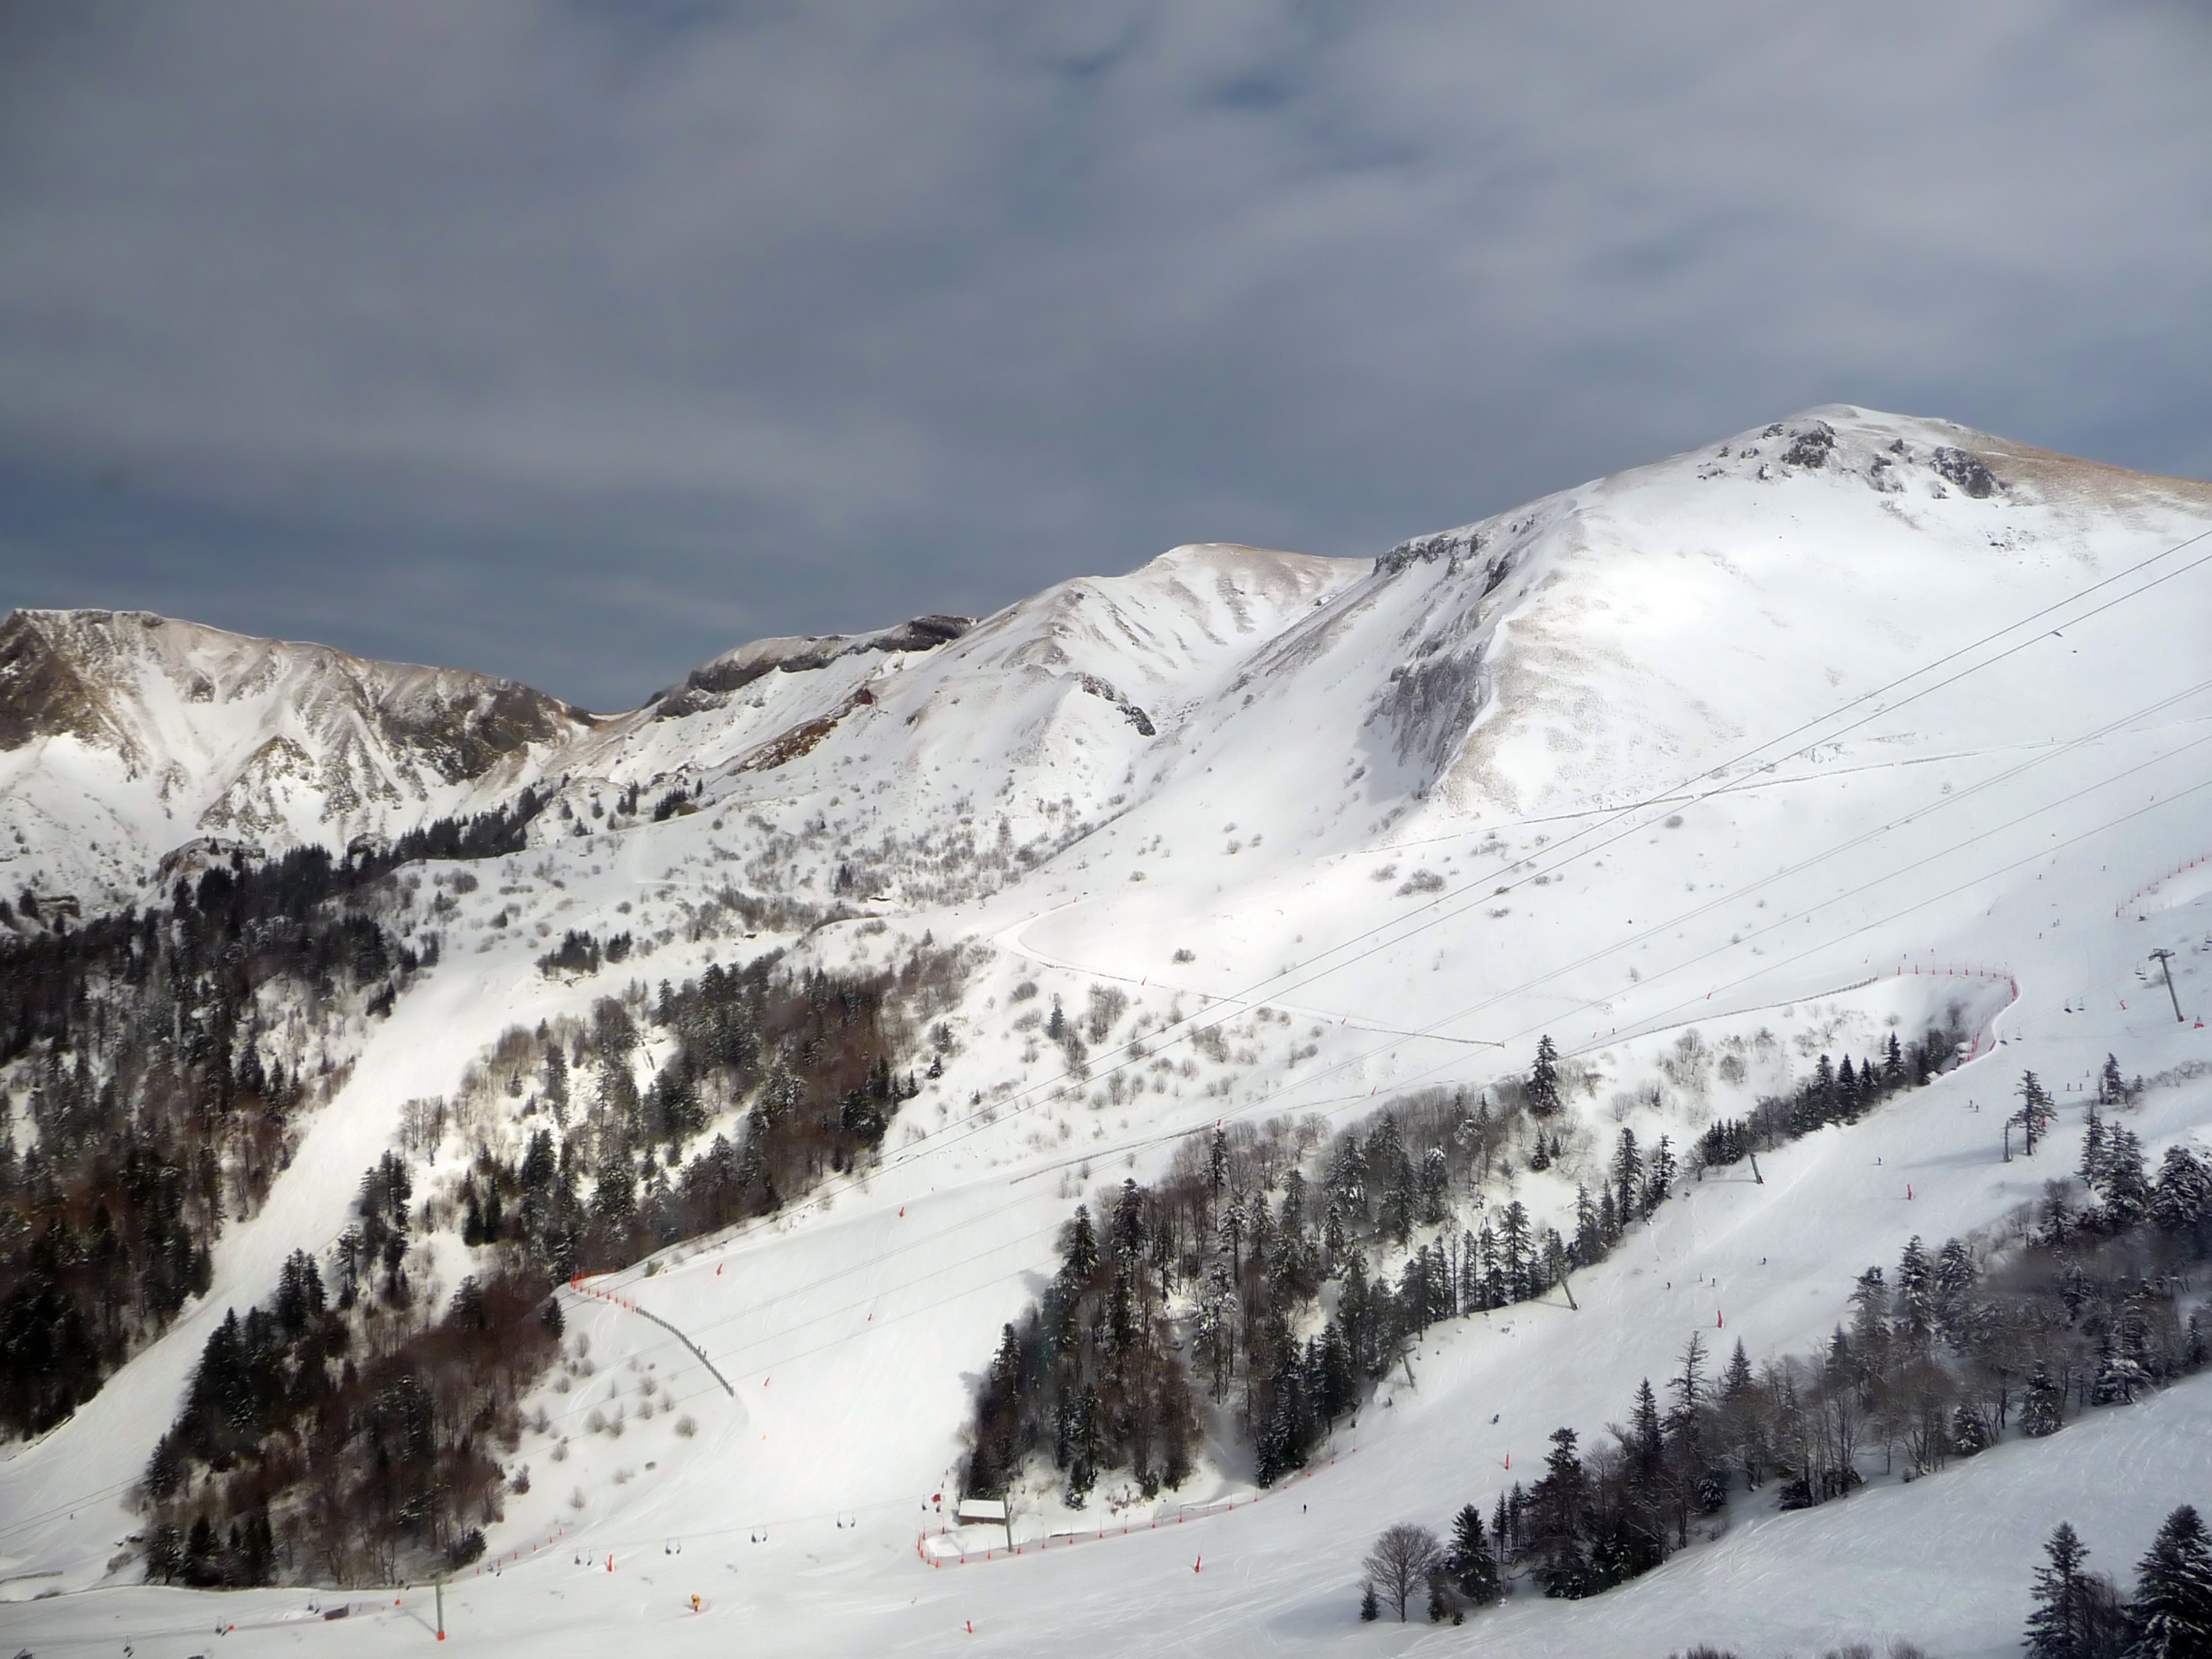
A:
[1363,1524,1443,1623]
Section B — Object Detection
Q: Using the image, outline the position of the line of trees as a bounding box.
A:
[1364,1050,2212,1619]
[0,846,440,1439]
[0,795,553,1441]
[1694,1029,1958,1171]
[135,938,963,1583]
[964,1018,1965,1511]
[2023,1508,2212,1658]
[139,1167,563,1588]
[965,1186,1202,1506]
[454,946,958,1280]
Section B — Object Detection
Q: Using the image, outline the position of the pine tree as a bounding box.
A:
[1612,1129,1643,1225]
[2100,1053,2127,1107]
[2127,1504,2212,1658]
[1110,1177,1145,1257]
[2021,1362,2065,1438]
[1574,1184,1601,1266]
[2027,1523,2092,1657]
[1061,1205,1100,1285]
[1932,1237,1978,1340]
[1811,1053,1839,1125]
[2095,1126,2151,1226]
[1644,1136,1677,1212]
[2025,1521,2124,1657]
[1629,1378,1663,1480]
[2154,1145,2212,1237]
[1893,1235,1932,1348]
[2016,1071,2056,1156]
[1528,1035,1563,1117]
[1722,1338,1754,1398]
[1359,1582,1380,1622]
[2080,1099,2108,1191]
[1497,1202,1532,1302]
[1950,1402,1993,1455]
[1669,1331,1709,1430]
[989,1323,1021,1391]
[1448,1502,1500,1605]
[1850,1266,1889,1346]
[1529,1427,1591,1598]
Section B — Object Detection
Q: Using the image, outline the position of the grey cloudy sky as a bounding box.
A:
[2,2,2208,710]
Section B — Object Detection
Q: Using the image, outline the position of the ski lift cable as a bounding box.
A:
[581,519,2212,1282]
[756,523,2212,1216]
[563,718,2212,1423]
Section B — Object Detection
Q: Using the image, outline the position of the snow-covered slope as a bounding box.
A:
[6,405,2212,1658]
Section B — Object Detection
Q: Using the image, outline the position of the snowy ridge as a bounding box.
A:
[0,608,596,902]
[5,407,2212,1658]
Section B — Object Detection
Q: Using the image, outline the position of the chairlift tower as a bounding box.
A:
[2150,949,2185,1023]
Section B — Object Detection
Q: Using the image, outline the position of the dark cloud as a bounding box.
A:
[1,1,2207,708]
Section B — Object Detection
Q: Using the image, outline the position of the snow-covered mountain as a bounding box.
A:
[6,404,2212,1658]
[0,608,603,902]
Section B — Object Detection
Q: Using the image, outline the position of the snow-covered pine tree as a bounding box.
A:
[1893,1236,1932,1348]
[1448,1502,1500,1605]
[2154,1144,2212,1238]
[2016,1071,2056,1156]
[1644,1136,1677,1210]
[1950,1401,1993,1456]
[1574,1184,1601,1266]
[2021,1362,2065,1438]
[1932,1237,1978,1341]
[2094,1125,2150,1226]
[2100,1053,2126,1107]
[1060,1203,1100,1284]
[1810,1053,1839,1125]
[2080,1098,2108,1190]
[1612,1129,1643,1225]
[2127,1504,2212,1658]
[1528,1034,1563,1117]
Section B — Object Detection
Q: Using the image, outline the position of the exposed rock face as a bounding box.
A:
[0,609,598,899]
[0,609,134,754]
[653,615,974,718]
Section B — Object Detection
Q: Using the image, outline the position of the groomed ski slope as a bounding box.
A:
[8,949,2212,1658]
[5,406,2212,1656]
